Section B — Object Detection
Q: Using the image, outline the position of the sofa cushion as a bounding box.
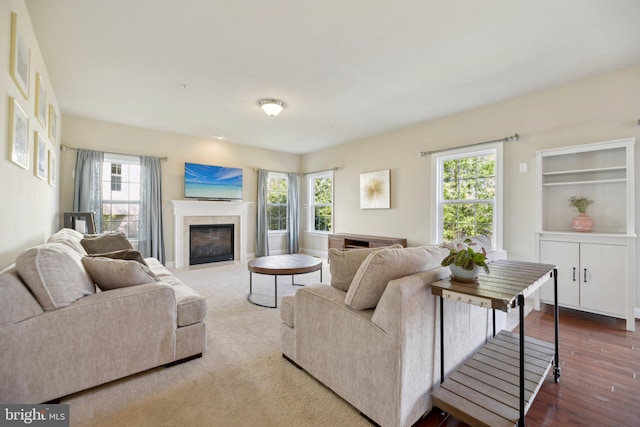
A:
[0,266,44,326]
[15,243,95,310]
[81,231,133,254]
[328,245,403,292]
[280,295,295,327]
[47,228,87,256]
[345,246,448,310]
[82,257,160,290]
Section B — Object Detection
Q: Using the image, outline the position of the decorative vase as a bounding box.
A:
[572,213,594,232]
[450,264,479,280]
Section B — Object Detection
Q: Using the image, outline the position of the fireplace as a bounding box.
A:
[189,224,234,265]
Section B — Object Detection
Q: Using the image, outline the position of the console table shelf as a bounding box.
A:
[432,330,555,427]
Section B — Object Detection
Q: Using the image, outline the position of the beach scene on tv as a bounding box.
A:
[184,162,243,200]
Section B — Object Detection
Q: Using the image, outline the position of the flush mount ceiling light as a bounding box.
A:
[258,99,286,116]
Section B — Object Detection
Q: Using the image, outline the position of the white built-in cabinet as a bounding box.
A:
[535,138,636,331]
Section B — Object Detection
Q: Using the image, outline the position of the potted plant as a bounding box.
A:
[441,239,489,280]
[569,196,594,232]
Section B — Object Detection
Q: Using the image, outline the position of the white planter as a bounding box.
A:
[450,264,479,280]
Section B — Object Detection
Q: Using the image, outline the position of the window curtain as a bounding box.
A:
[256,170,270,257]
[140,156,166,263]
[287,172,299,253]
[73,149,104,233]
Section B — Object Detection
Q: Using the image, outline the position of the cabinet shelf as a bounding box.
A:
[542,165,626,176]
[542,178,626,186]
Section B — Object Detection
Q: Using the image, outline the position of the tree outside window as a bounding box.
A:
[433,144,502,247]
[308,172,333,232]
[101,155,141,247]
[267,173,288,231]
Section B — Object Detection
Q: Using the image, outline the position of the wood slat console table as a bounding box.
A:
[430,260,561,427]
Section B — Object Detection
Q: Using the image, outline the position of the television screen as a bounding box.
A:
[184,162,243,200]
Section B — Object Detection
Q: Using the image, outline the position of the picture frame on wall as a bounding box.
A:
[48,105,58,145]
[35,73,47,127]
[10,12,30,100]
[35,132,47,180]
[48,149,57,187]
[9,97,30,169]
[360,169,391,209]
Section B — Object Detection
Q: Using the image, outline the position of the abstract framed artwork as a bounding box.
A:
[9,97,30,169]
[35,73,47,127]
[360,169,390,209]
[35,131,47,180]
[10,12,30,100]
[48,105,58,145]
[48,149,57,187]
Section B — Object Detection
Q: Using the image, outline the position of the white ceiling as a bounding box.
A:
[25,0,640,155]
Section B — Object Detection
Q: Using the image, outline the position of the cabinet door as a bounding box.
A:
[579,243,627,316]
[539,241,580,307]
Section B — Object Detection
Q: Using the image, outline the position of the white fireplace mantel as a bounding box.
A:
[171,200,252,269]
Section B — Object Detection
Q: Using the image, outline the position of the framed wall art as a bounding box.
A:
[48,105,58,144]
[35,73,47,127]
[9,97,30,169]
[360,169,390,209]
[10,12,30,100]
[35,131,47,180]
[48,149,57,187]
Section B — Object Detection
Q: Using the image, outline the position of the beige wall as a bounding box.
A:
[301,65,640,307]
[59,115,302,264]
[0,0,60,268]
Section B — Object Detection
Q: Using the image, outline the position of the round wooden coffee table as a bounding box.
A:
[247,254,323,308]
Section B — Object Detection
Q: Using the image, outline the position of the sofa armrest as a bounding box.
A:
[0,283,177,403]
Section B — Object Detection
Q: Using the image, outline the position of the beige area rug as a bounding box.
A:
[62,259,371,427]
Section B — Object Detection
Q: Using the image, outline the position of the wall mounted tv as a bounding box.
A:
[184,162,243,200]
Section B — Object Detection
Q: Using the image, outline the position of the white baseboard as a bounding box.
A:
[301,248,328,259]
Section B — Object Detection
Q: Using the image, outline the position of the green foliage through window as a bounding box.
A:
[267,175,287,231]
[441,154,495,241]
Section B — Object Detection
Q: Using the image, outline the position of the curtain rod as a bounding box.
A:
[253,166,338,176]
[419,133,519,157]
[60,144,168,161]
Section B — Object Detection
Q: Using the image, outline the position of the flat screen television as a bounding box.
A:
[184,162,243,200]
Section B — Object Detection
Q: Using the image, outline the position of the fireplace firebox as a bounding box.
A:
[189,224,234,265]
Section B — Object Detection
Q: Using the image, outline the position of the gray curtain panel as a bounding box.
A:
[287,173,299,253]
[73,149,104,233]
[140,156,166,264]
[256,169,270,257]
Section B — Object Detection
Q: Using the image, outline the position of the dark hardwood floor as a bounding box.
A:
[416,306,640,427]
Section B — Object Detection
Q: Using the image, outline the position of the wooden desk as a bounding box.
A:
[430,260,560,427]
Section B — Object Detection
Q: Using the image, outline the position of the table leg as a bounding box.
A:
[518,293,525,427]
[274,275,278,308]
[440,295,444,385]
[553,268,561,383]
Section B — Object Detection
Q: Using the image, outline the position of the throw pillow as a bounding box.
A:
[88,249,149,266]
[329,245,403,292]
[81,231,134,255]
[15,243,96,310]
[345,246,448,310]
[82,257,160,291]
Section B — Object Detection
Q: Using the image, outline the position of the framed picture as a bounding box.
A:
[9,97,30,169]
[10,12,30,100]
[35,132,47,180]
[48,105,58,145]
[48,150,57,187]
[360,169,391,209]
[35,73,47,127]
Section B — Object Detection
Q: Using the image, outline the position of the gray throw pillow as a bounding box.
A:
[328,245,403,292]
[82,257,160,291]
[81,231,134,254]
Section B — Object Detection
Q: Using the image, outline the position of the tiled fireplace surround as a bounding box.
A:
[171,200,251,269]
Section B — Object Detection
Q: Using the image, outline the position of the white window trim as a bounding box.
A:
[430,142,503,249]
[306,170,334,234]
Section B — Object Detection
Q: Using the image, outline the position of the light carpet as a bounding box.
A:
[62,259,371,427]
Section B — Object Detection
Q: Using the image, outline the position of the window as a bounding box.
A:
[307,171,333,233]
[101,154,141,246]
[432,143,502,247]
[267,173,288,232]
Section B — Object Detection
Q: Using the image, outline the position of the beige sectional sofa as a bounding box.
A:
[0,229,207,404]
[281,240,506,427]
